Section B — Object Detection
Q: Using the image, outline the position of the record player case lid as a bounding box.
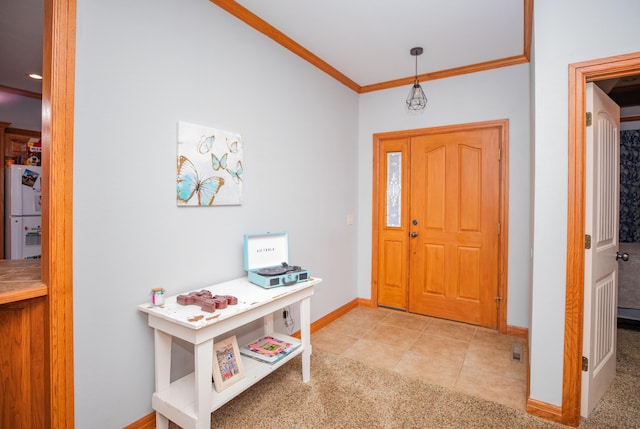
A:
[243,232,289,271]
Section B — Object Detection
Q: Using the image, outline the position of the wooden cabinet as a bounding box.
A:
[3,127,41,164]
[0,297,45,429]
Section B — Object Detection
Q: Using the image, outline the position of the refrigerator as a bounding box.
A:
[5,165,42,259]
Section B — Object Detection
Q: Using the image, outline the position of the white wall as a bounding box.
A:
[357,64,532,329]
[530,0,640,407]
[72,0,640,423]
[73,0,358,426]
[0,92,41,130]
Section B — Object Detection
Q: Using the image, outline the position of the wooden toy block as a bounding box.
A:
[176,290,238,313]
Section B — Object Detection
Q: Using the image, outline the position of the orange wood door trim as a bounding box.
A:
[0,85,42,100]
[563,51,640,427]
[43,0,76,427]
[527,398,563,424]
[371,119,509,333]
[124,412,157,429]
[360,55,529,93]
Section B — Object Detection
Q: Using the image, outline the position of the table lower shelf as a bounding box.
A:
[152,333,307,429]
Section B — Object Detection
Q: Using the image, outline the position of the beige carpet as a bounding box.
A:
[168,328,640,428]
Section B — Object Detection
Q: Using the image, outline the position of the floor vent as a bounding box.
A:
[511,344,523,362]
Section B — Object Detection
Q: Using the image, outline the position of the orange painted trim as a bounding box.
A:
[564,62,586,428]
[209,0,361,92]
[357,298,375,308]
[43,0,76,427]
[506,325,528,339]
[563,51,640,428]
[526,398,563,423]
[370,136,381,308]
[123,412,156,429]
[209,1,531,93]
[360,55,529,94]
[5,127,41,137]
[621,115,640,122]
[289,299,360,340]
[498,120,510,334]
[310,299,359,333]
[523,0,533,61]
[0,84,42,100]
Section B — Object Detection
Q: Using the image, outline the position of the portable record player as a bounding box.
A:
[244,232,310,288]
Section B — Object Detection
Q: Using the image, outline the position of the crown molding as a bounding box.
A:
[0,85,42,100]
[210,0,533,94]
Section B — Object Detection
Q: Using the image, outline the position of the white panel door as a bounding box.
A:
[581,82,620,417]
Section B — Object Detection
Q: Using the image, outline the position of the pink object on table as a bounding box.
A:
[176,290,238,313]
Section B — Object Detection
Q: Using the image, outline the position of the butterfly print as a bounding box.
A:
[226,160,243,184]
[177,155,224,205]
[226,137,239,153]
[197,134,216,154]
[211,153,228,171]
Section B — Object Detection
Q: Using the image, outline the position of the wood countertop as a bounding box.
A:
[0,259,46,305]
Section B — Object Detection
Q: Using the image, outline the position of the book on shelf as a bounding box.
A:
[240,335,301,364]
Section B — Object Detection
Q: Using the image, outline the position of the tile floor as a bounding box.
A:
[311,306,528,410]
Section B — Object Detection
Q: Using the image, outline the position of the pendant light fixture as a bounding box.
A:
[406,47,427,111]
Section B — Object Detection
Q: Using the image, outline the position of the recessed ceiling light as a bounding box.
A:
[28,73,43,80]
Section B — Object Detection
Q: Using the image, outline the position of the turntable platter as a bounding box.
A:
[255,263,301,277]
[256,266,288,276]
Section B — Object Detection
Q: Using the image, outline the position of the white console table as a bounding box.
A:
[138,277,321,429]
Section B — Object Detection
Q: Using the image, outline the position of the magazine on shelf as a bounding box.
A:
[240,335,301,364]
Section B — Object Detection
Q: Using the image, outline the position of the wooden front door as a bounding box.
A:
[375,121,505,329]
[408,128,500,327]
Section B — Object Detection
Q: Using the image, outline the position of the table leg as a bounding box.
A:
[263,312,274,336]
[154,330,172,429]
[156,413,169,429]
[300,297,311,382]
[194,339,214,429]
[154,330,172,393]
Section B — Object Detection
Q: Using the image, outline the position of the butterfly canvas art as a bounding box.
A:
[177,121,244,206]
[177,156,224,206]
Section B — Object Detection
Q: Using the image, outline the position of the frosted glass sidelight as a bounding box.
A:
[386,152,402,227]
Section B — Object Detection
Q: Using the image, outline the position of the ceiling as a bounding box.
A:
[0,0,528,96]
[231,0,526,88]
[0,0,43,95]
[2,0,640,107]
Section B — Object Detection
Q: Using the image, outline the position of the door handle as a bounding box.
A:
[411,232,418,238]
[616,252,629,261]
